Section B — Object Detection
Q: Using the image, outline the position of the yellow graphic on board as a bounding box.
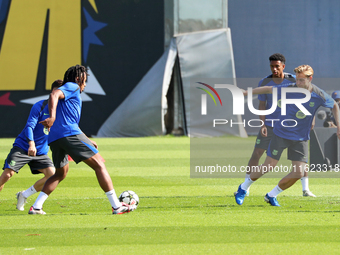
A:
[0,0,81,90]
[88,0,98,13]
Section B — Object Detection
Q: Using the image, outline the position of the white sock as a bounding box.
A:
[241,177,255,191]
[300,177,309,191]
[244,174,251,191]
[245,173,250,181]
[105,189,122,209]
[22,185,37,198]
[32,192,49,210]
[268,185,283,197]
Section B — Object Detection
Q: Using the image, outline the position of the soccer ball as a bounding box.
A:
[119,190,139,206]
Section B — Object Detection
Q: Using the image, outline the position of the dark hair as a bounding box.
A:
[62,65,88,85]
[51,79,63,91]
[269,53,286,64]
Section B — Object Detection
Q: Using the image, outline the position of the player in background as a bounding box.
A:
[235,65,340,206]
[320,90,340,127]
[244,53,315,197]
[332,90,340,108]
[0,80,62,211]
[29,65,135,215]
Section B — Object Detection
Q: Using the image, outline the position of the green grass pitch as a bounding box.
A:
[0,136,340,254]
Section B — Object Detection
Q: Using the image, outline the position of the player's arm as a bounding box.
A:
[90,139,98,149]
[26,126,37,156]
[85,132,98,149]
[25,103,42,156]
[258,100,267,137]
[311,116,316,130]
[27,140,37,156]
[39,89,65,130]
[79,128,98,149]
[331,101,340,139]
[243,86,273,96]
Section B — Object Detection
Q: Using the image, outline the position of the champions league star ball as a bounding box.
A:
[119,190,139,206]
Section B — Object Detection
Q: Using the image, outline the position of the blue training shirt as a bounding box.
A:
[48,82,82,144]
[258,73,296,127]
[274,84,335,141]
[13,100,50,155]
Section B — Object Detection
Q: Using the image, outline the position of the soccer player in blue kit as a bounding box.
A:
[235,64,340,206]
[244,53,315,197]
[29,65,136,215]
[0,80,62,211]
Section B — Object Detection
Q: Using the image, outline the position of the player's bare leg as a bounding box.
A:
[28,165,69,214]
[83,153,134,213]
[0,169,15,192]
[278,161,305,190]
[250,156,279,181]
[247,148,266,174]
[235,156,278,205]
[265,161,306,206]
[83,154,113,192]
[41,165,69,195]
[31,167,55,192]
[238,147,266,196]
[16,167,55,211]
